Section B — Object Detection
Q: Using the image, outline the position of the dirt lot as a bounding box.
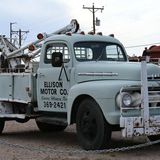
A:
[0,120,160,160]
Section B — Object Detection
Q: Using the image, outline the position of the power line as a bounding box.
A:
[126,42,160,49]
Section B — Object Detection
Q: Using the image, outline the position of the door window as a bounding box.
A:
[44,43,70,64]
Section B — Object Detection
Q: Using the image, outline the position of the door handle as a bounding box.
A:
[39,73,45,78]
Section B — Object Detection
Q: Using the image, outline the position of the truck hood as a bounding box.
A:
[75,61,160,83]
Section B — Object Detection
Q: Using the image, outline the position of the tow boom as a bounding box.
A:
[0,19,79,70]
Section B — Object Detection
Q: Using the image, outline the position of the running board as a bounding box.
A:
[36,117,68,126]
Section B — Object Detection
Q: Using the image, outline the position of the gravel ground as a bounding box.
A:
[0,120,160,160]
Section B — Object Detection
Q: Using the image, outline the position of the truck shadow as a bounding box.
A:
[0,120,157,151]
[1,122,80,150]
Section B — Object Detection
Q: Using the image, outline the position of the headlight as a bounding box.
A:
[122,93,132,107]
[116,91,141,108]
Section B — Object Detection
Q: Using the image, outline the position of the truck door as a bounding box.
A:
[37,42,71,112]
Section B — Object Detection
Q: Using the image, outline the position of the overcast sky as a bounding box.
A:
[0,0,160,56]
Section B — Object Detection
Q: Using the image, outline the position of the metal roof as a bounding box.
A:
[45,34,122,45]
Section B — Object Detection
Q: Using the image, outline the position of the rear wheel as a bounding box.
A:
[0,120,5,134]
[36,120,67,132]
[76,98,112,150]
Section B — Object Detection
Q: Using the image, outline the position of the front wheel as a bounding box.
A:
[0,120,5,134]
[36,120,67,132]
[76,98,112,150]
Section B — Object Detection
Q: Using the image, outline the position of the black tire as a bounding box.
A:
[36,120,67,132]
[76,98,112,150]
[0,120,5,134]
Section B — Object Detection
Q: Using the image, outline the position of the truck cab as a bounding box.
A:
[37,33,127,113]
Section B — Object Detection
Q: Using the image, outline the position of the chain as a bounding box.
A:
[0,137,160,154]
[92,139,160,153]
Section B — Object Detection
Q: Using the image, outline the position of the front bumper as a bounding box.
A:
[120,115,160,137]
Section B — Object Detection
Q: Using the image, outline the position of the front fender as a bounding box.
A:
[67,80,141,125]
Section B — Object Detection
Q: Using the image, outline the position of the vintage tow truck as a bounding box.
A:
[0,20,160,150]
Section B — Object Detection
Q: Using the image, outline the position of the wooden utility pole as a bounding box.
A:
[83,3,104,34]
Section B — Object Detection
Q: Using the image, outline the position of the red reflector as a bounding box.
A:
[80,31,85,35]
[97,32,103,36]
[37,33,44,40]
[28,44,35,51]
[109,34,114,37]
[66,32,72,36]
[88,31,94,35]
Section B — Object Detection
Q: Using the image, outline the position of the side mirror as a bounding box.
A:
[51,52,63,67]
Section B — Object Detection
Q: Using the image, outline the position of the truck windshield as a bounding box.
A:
[74,42,127,62]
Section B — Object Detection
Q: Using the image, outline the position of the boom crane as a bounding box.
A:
[0,19,79,71]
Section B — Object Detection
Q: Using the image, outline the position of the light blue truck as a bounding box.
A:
[0,20,160,150]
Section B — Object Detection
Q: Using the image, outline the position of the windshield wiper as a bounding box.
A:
[96,53,103,61]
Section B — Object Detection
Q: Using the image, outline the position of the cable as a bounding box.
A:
[125,42,160,49]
